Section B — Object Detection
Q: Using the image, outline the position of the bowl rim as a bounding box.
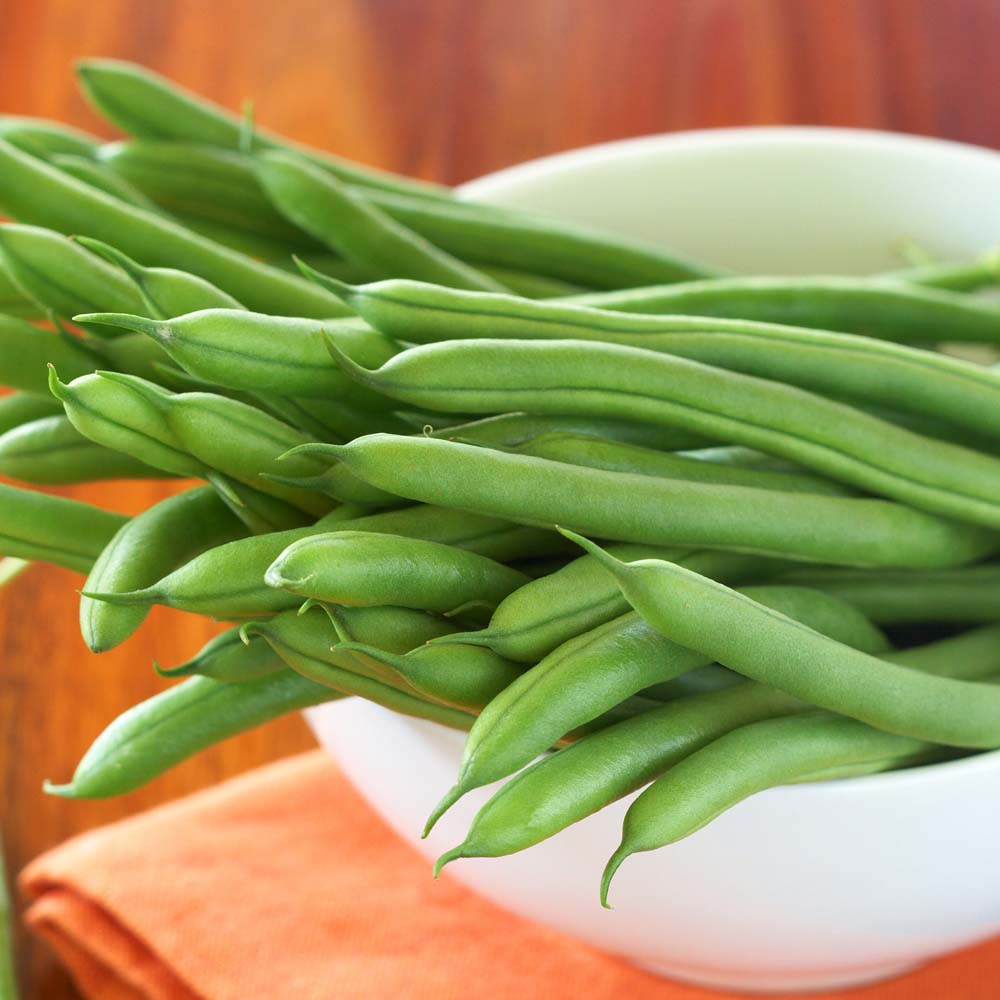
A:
[456,124,1000,797]
[458,124,1000,201]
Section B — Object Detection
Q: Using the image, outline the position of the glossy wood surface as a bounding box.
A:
[3,1,999,995]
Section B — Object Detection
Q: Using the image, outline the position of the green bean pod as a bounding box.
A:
[438,624,1000,882]
[323,277,1000,443]
[265,531,530,614]
[565,531,1000,747]
[156,626,285,682]
[428,586,889,831]
[328,338,1000,531]
[0,315,97,394]
[0,483,126,572]
[52,153,163,211]
[0,223,152,320]
[513,432,851,495]
[81,485,245,652]
[0,414,166,483]
[77,59,451,201]
[334,641,522,712]
[243,607,475,728]
[439,544,780,663]
[209,473,314,535]
[601,711,950,904]
[563,275,1000,341]
[74,237,245,316]
[45,672,342,799]
[323,603,459,652]
[0,138,348,318]
[307,189,717,289]
[428,412,713,452]
[0,115,99,160]
[257,153,504,291]
[779,563,1000,625]
[84,505,558,618]
[294,434,999,569]
[0,392,62,435]
[0,257,40,317]
[77,309,396,405]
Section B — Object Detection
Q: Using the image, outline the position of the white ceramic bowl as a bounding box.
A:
[307,127,1000,994]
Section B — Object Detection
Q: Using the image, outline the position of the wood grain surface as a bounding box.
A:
[2,1,999,995]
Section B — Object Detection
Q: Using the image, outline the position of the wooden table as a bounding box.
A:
[3,1,999,995]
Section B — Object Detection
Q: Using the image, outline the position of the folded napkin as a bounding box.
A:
[21,751,1000,1000]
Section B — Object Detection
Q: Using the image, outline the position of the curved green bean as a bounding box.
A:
[0,414,165,483]
[81,485,244,652]
[265,531,530,614]
[45,671,342,798]
[564,531,1000,747]
[257,153,504,291]
[293,434,999,568]
[156,626,285,682]
[0,483,125,572]
[438,545,779,663]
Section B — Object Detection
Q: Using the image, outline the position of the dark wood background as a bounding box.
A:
[2,1,999,995]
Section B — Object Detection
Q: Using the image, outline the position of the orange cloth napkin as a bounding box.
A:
[20,751,1000,1000]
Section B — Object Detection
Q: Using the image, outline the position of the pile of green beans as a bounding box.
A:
[4,60,1000,906]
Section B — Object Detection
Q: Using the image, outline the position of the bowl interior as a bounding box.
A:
[459,127,1000,274]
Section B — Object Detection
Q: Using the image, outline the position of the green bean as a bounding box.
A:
[602,711,952,903]
[429,412,713,452]
[156,626,284,682]
[565,531,1000,747]
[322,277,1000,443]
[779,564,1000,625]
[303,189,717,289]
[0,223,150,320]
[51,152,163,211]
[477,267,584,299]
[337,641,522,713]
[882,249,1000,291]
[513,432,852,495]
[265,531,530,614]
[324,603,458,652]
[0,314,96,394]
[0,483,125,572]
[0,115,98,160]
[258,153,504,292]
[77,60,450,201]
[209,473,313,535]
[562,275,1000,341]
[0,138,348,318]
[45,672,342,799]
[76,309,396,404]
[81,486,245,652]
[0,414,165,483]
[328,339,1000,530]
[75,237,245,315]
[52,369,334,514]
[438,624,1000,883]
[0,258,39,318]
[297,434,998,568]
[243,607,475,729]
[0,393,61,435]
[428,586,889,831]
[84,505,557,618]
[99,139,326,248]
[439,545,780,663]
